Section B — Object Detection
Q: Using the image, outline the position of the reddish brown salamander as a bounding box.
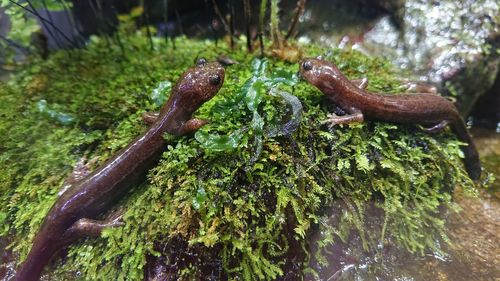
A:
[299,57,481,180]
[14,59,225,281]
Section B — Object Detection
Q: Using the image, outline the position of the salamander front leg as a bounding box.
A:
[419,120,449,134]
[142,112,160,125]
[323,107,364,126]
[177,118,209,135]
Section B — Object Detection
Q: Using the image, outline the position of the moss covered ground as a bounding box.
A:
[0,34,475,280]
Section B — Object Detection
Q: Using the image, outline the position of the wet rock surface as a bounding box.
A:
[416,129,500,280]
[304,129,500,281]
[0,236,16,281]
[299,0,500,116]
[446,187,500,281]
[471,71,500,129]
[363,0,499,116]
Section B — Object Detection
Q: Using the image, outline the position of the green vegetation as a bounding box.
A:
[0,34,474,280]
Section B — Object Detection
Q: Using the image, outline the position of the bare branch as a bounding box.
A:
[243,0,252,52]
[285,0,307,40]
[211,0,232,48]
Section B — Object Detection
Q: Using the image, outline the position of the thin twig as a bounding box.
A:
[41,0,64,46]
[0,34,30,54]
[163,0,168,44]
[270,0,282,49]
[31,0,73,54]
[243,0,252,52]
[88,0,113,52]
[15,0,63,49]
[228,0,235,49]
[110,2,127,56]
[142,0,154,50]
[57,0,85,45]
[110,3,125,56]
[10,0,78,48]
[87,0,106,48]
[285,0,307,40]
[91,0,108,41]
[258,0,268,56]
[211,0,232,49]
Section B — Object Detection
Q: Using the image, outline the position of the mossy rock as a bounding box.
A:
[0,34,474,280]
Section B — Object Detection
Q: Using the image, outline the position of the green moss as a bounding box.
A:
[0,34,475,280]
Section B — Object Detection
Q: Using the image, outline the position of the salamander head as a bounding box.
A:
[299,57,338,88]
[170,58,225,113]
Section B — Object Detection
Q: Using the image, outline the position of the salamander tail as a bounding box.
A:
[14,220,68,281]
[14,243,52,281]
[450,117,481,180]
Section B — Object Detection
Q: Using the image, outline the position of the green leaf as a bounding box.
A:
[195,128,245,152]
[243,78,264,111]
[265,67,299,87]
[36,99,75,125]
[266,90,303,137]
[150,80,171,106]
[355,154,372,172]
[191,186,207,210]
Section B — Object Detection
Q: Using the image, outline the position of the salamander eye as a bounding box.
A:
[197,58,208,66]
[209,74,221,85]
[302,61,313,71]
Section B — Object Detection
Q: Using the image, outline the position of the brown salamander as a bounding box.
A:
[299,57,481,180]
[14,59,225,281]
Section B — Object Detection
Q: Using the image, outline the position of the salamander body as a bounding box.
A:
[14,60,225,281]
[299,57,480,180]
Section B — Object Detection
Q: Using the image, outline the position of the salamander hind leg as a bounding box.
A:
[142,112,160,125]
[419,120,449,134]
[62,209,124,242]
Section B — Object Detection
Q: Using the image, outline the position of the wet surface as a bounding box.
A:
[145,237,224,281]
[294,0,384,47]
[297,0,499,116]
[0,236,15,281]
[393,129,500,281]
[306,128,500,281]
